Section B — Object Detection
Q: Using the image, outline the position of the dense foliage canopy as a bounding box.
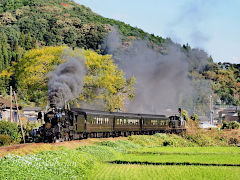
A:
[0,46,135,110]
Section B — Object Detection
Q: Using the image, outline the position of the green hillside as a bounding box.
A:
[0,0,239,107]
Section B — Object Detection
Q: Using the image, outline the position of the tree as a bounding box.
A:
[182,110,189,121]
[82,49,135,111]
[25,32,33,50]
[19,32,25,47]
[13,46,64,106]
[190,113,199,123]
[1,47,135,110]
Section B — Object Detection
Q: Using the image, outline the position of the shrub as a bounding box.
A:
[222,121,239,129]
[0,134,11,146]
[228,138,239,145]
[182,110,189,121]
[0,121,22,143]
[190,113,199,123]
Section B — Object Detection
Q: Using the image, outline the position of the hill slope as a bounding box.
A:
[0,0,239,108]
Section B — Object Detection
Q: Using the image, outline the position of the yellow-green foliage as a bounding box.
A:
[0,46,135,110]
[0,46,64,106]
[83,50,135,111]
[182,110,189,121]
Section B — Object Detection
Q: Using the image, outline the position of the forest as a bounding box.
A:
[0,0,239,110]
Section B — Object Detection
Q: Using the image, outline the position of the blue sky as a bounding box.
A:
[76,0,240,63]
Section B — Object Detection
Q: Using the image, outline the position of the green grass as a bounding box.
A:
[89,142,240,180]
[127,146,240,154]
[0,149,95,180]
[113,153,240,165]
[1,135,240,179]
[88,164,240,180]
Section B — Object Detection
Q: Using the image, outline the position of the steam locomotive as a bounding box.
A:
[39,108,186,142]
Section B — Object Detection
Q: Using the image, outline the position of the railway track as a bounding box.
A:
[0,143,34,151]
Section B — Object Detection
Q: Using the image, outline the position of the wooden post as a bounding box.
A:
[10,86,12,122]
[13,91,25,143]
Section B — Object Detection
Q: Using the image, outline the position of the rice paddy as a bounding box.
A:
[0,134,240,179]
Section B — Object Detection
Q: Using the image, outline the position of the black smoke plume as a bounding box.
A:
[48,52,86,108]
[102,29,211,115]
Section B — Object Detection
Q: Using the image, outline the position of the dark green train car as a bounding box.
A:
[141,114,170,134]
[113,113,141,136]
[74,109,114,138]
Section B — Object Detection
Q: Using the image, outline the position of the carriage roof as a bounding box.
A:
[71,108,167,119]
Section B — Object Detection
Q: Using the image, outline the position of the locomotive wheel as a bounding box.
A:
[64,134,70,141]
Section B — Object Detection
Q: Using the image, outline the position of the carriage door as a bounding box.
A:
[77,114,86,133]
[140,118,143,131]
[113,116,116,132]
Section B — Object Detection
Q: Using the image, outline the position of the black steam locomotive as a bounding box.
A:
[39,108,186,142]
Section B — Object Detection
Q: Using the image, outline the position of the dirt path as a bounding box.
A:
[0,137,128,158]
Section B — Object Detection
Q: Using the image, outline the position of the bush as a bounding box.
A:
[0,121,22,143]
[228,138,239,145]
[190,113,199,123]
[0,134,11,146]
[222,121,240,129]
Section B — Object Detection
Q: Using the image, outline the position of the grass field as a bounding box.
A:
[89,142,240,180]
[116,147,240,165]
[89,164,240,180]
[1,134,240,179]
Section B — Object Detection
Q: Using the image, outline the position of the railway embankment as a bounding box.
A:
[0,128,239,158]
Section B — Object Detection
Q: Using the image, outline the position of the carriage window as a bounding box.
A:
[94,117,104,124]
[143,120,149,125]
[151,120,158,125]
[92,116,96,124]
[163,121,166,126]
[128,119,139,125]
[159,120,162,126]
[104,117,109,124]
[116,118,124,125]
[116,118,139,125]
[116,118,121,125]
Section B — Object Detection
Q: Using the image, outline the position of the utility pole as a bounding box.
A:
[13,91,25,143]
[10,86,12,122]
[209,95,214,125]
